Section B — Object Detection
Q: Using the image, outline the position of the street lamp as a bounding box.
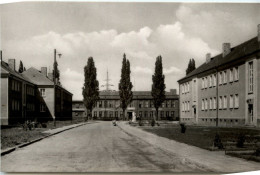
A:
[53,49,62,127]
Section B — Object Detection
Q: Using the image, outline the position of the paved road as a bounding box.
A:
[1,121,207,172]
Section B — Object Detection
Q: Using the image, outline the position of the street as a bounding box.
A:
[1,121,206,172]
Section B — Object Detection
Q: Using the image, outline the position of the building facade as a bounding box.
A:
[1,59,38,125]
[72,89,179,121]
[178,24,260,127]
[1,59,73,125]
[22,67,73,121]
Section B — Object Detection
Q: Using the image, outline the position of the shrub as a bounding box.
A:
[214,133,224,149]
[41,123,47,128]
[255,147,260,156]
[237,133,246,148]
[151,119,155,127]
[180,123,186,133]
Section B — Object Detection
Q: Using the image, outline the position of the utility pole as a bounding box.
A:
[53,49,62,127]
[53,49,56,127]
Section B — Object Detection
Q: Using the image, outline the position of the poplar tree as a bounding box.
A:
[82,57,100,121]
[18,61,24,73]
[186,58,196,75]
[151,55,166,122]
[119,53,133,120]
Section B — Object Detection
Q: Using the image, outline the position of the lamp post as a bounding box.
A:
[53,49,62,127]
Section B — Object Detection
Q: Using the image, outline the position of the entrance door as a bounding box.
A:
[248,104,253,124]
[128,112,132,121]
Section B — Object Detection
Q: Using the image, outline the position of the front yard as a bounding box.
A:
[1,119,85,150]
[135,124,260,162]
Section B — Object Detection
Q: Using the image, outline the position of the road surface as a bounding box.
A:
[1,121,207,172]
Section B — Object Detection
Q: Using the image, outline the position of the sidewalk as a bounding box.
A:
[118,122,260,173]
[1,122,90,156]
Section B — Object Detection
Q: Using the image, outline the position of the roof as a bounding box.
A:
[1,61,35,85]
[178,37,260,83]
[22,67,53,85]
[22,67,73,95]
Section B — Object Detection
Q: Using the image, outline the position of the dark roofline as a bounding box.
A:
[1,61,36,85]
[178,37,260,83]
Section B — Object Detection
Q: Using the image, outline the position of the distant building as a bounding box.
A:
[1,59,73,125]
[73,89,179,121]
[178,24,260,127]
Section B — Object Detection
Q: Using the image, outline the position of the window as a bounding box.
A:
[219,72,222,85]
[166,111,169,117]
[202,78,205,89]
[209,98,212,110]
[150,111,153,117]
[145,101,149,108]
[182,102,184,112]
[171,100,175,108]
[115,111,118,118]
[109,111,113,117]
[139,101,143,108]
[235,94,239,108]
[144,111,148,118]
[160,111,164,118]
[204,99,208,110]
[249,62,253,93]
[230,95,234,108]
[202,99,204,111]
[188,101,190,111]
[213,74,217,87]
[187,82,190,92]
[94,111,97,117]
[223,96,227,109]
[204,77,208,88]
[139,111,142,118]
[40,88,46,96]
[229,68,233,82]
[213,97,216,109]
[150,101,154,108]
[219,96,222,109]
[234,67,239,81]
[171,111,174,117]
[209,75,212,87]
[99,101,102,108]
[120,111,123,117]
[40,103,46,112]
[223,71,227,84]
[99,111,102,118]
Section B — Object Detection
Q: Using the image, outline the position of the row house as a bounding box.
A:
[178,24,260,127]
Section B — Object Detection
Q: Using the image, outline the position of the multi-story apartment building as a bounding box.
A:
[1,58,73,125]
[72,89,179,121]
[1,59,38,125]
[23,67,73,121]
[178,24,260,127]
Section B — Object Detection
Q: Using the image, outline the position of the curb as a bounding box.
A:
[1,122,89,156]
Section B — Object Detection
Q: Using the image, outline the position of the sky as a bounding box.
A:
[1,2,260,100]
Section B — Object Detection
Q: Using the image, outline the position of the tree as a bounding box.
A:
[151,55,166,122]
[119,53,133,121]
[18,61,24,73]
[82,57,100,121]
[53,61,60,84]
[186,58,196,75]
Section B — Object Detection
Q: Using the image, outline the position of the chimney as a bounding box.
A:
[257,24,260,43]
[170,89,177,95]
[41,67,47,77]
[222,43,231,57]
[206,53,211,63]
[8,59,16,71]
[48,72,53,81]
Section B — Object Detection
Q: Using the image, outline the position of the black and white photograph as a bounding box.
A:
[1,0,260,173]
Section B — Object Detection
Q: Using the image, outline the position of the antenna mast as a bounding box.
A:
[101,69,114,91]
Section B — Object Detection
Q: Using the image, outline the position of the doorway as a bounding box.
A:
[127,112,133,121]
[248,104,253,124]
